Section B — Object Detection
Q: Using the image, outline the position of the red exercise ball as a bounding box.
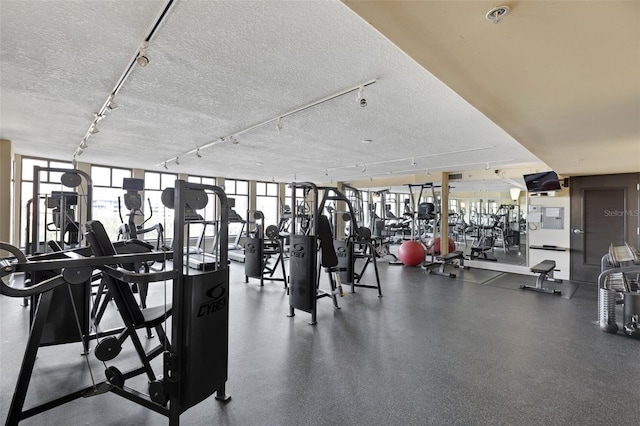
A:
[426,237,456,255]
[398,240,426,267]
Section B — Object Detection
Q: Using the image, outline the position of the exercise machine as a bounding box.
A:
[117,177,166,250]
[112,177,166,310]
[598,242,640,335]
[406,183,439,267]
[227,198,247,263]
[27,167,92,255]
[25,167,94,348]
[287,182,343,324]
[0,179,231,425]
[469,212,498,261]
[367,190,401,262]
[344,184,365,228]
[319,186,382,297]
[244,210,287,288]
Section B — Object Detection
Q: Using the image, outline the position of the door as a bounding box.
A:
[570,173,640,283]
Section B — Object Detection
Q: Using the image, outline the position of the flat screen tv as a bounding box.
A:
[523,171,562,193]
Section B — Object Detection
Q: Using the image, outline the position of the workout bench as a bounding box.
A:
[520,260,563,295]
[428,250,467,278]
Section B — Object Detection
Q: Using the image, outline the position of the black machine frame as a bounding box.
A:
[26,168,94,348]
[288,182,354,324]
[29,166,93,254]
[244,209,288,287]
[318,186,382,297]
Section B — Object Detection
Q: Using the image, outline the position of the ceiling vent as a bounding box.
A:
[448,173,463,180]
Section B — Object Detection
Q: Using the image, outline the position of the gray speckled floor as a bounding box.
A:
[2,261,639,425]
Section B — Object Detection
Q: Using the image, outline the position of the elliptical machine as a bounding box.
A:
[111,178,165,310]
[117,178,166,250]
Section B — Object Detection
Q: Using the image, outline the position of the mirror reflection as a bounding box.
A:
[347,181,528,267]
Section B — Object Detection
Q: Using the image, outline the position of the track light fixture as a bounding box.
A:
[136,55,149,67]
[71,0,176,162]
[90,125,99,135]
[175,157,180,165]
[79,139,88,149]
[411,158,417,166]
[163,162,168,170]
[195,149,202,158]
[361,165,367,173]
[136,41,150,67]
[356,85,367,107]
[106,99,119,111]
[156,79,377,167]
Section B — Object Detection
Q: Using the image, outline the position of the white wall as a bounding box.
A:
[526,186,571,279]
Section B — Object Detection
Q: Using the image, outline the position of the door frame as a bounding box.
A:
[570,173,640,283]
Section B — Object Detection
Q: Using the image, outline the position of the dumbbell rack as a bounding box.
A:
[598,242,640,334]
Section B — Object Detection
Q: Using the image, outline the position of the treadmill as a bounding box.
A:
[227,198,247,263]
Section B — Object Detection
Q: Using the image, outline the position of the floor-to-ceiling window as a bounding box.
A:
[144,171,178,241]
[19,157,73,249]
[256,181,278,228]
[91,165,132,239]
[224,178,249,237]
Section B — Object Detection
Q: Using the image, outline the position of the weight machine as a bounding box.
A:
[598,242,640,336]
[365,189,400,262]
[287,182,344,324]
[244,209,288,288]
[1,179,231,425]
[24,168,93,347]
[405,183,465,275]
[319,186,382,297]
[406,183,438,242]
[27,167,92,255]
[344,184,365,228]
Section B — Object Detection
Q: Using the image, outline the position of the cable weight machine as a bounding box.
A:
[1,179,232,425]
[287,182,345,324]
[319,186,382,297]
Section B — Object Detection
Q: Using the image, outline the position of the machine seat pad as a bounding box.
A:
[141,304,172,327]
[437,251,464,262]
[531,260,555,274]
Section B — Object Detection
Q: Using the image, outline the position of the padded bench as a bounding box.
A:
[520,260,562,295]
[428,250,467,278]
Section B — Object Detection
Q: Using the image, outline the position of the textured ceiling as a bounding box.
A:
[5,1,636,191]
[343,0,640,177]
[0,0,543,189]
